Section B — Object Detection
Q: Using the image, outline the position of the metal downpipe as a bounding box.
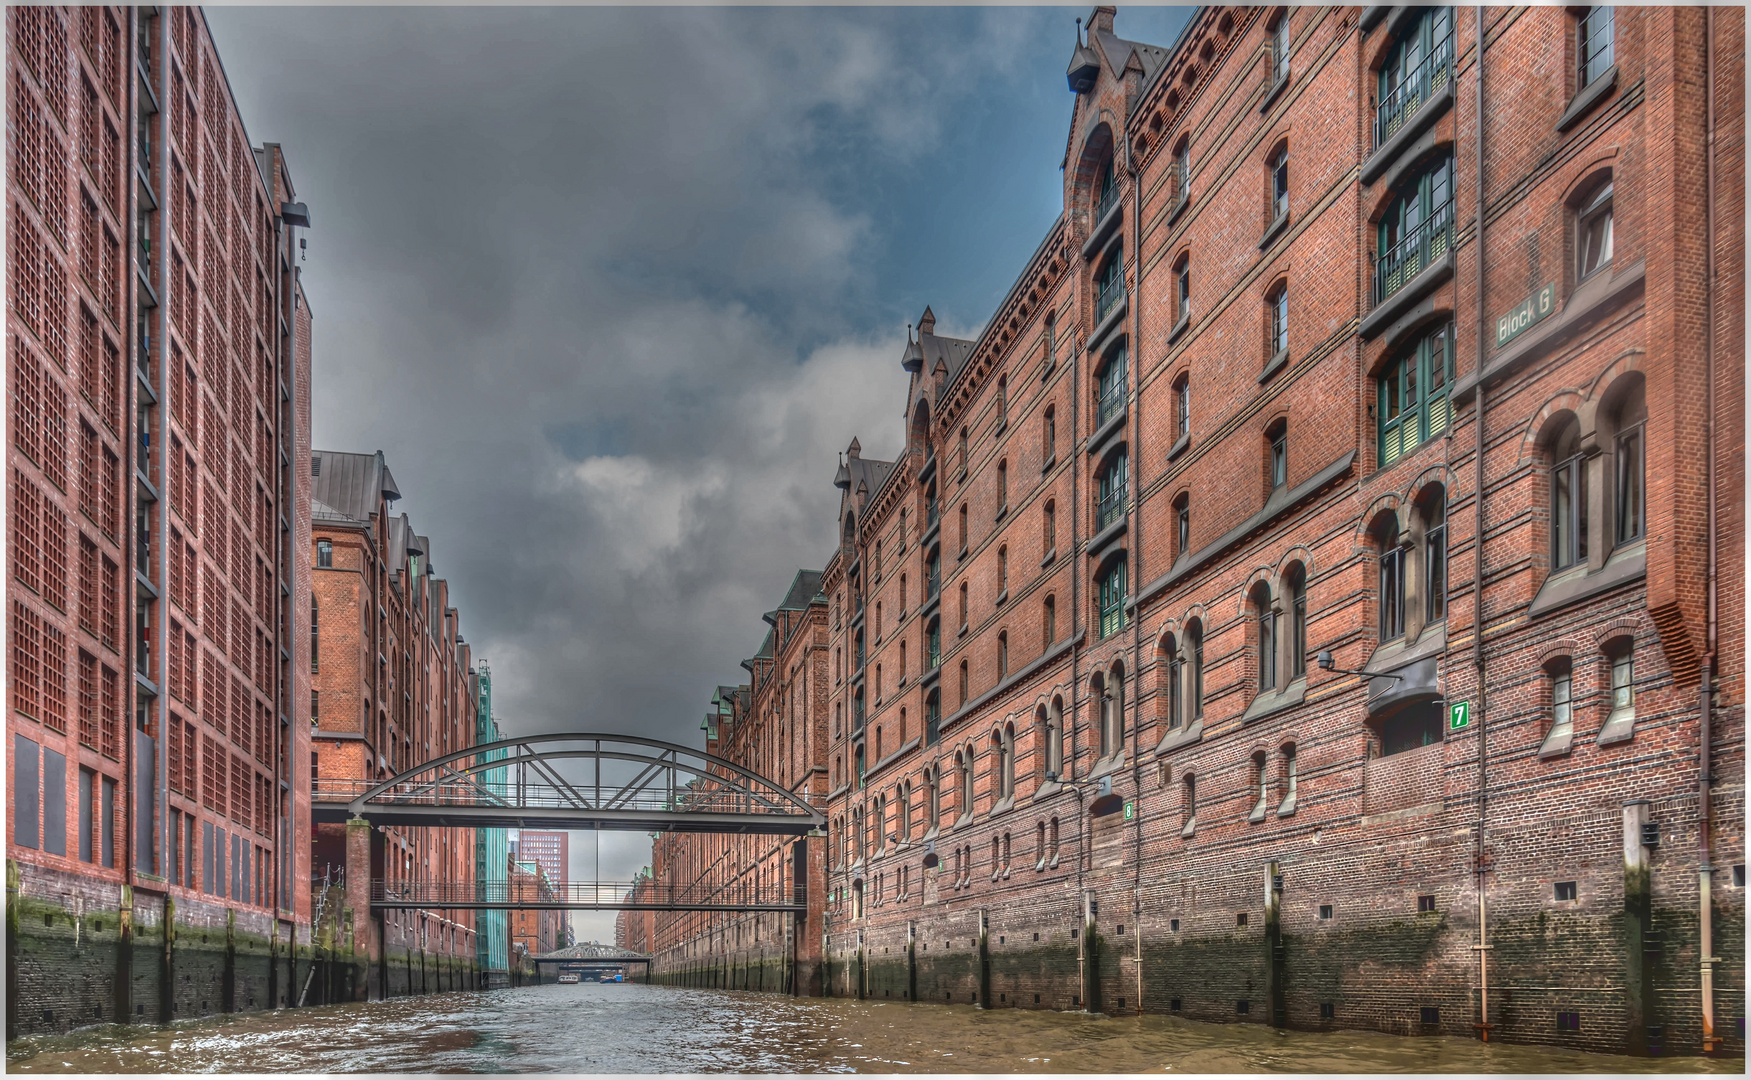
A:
[1471,4,1492,1042]
[1698,2,1720,1055]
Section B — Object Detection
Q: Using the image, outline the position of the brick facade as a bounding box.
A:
[644,5,1744,1057]
[7,5,315,1036]
[306,448,480,972]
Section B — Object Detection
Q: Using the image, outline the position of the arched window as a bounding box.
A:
[1174,492,1191,560]
[1172,136,1191,205]
[998,545,1009,594]
[1253,582,1277,692]
[853,686,866,732]
[1421,487,1448,624]
[1375,514,1406,642]
[1043,404,1056,461]
[958,427,969,475]
[1046,696,1065,779]
[1092,671,1111,758]
[1541,658,1574,757]
[926,691,941,747]
[927,545,941,599]
[1181,773,1197,836]
[310,596,320,673]
[899,639,907,682]
[899,572,908,613]
[997,375,1009,429]
[1249,752,1269,821]
[957,748,974,821]
[1158,633,1182,729]
[1268,144,1289,224]
[958,581,969,630]
[1043,594,1057,647]
[1550,415,1587,572]
[1043,500,1057,557]
[958,503,969,553]
[874,601,882,639]
[1379,323,1452,467]
[997,459,1008,510]
[1266,281,1289,364]
[958,659,969,706]
[1035,821,1048,870]
[1097,451,1128,531]
[1187,619,1206,719]
[1174,375,1191,440]
[1045,310,1058,369]
[1097,558,1128,640]
[1280,744,1298,812]
[1266,418,1288,495]
[997,631,1009,679]
[1175,253,1192,323]
[855,744,866,790]
[874,724,882,761]
[854,629,865,671]
[316,539,333,568]
[1096,344,1128,427]
[926,763,941,830]
[926,618,942,670]
[1612,377,1647,544]
[1285,564,1308,679]
[925,482,939,529]
[1107,662,1127,755]
[898,782,911,842]
[999,724,1016,802]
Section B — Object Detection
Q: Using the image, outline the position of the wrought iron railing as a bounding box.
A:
[1097,383,1125,428]
[1094,181,1120,227]
[1374,36,1454,150]
[1373,200,1453,306]
[1095,275,1126,325]
[1096,484,1127,532]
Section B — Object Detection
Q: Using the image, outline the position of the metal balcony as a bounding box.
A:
[1374,38,1454,150]
[1372,201,1454,307]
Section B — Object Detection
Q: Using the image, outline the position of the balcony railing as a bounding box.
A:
[926,568,940,599]
[1373,200,1454,307]
[1096,484,1127,532]
[1093,181,1120,227]
[1095,275,1126,325]
[1374,36,1454,150]
[1096,383,1125,428]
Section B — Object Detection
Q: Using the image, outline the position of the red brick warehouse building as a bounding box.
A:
[641,571,833,994]
[799,4,1737,1056]
[307,449,482,992]
[6,5,318,1036]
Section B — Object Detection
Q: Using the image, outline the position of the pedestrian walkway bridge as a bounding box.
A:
[311,732,824,835]
[369,876,804,913]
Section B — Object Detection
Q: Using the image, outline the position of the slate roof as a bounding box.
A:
[311,449,397,526]
[920,326,977,385]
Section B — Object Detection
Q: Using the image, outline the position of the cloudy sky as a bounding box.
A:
[207,5,1190,940]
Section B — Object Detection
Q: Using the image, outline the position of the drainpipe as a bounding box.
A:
[1697,3,1719,1055]
[1471,5,1492,1042]
[1125,105,1146,1021]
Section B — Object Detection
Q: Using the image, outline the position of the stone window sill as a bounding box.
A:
[1258,211,1289,250]
[1166,431,1190,462]
[1557,65,1618,132]
[995,589,1009,606]
[1180,816,1196,839]
[1040,547,1057,569]
[1168,312,1190,344]
[1538,725,1575,760]
[1529,542,1645,618]
[1597,708,1635,747]
[1276,794,1297,818]
[1258,347,1290,384]
[1156,718,1204,755]
[1248,799,1268,824]
[1259,71,1290,113]
[1041,452,1056,475]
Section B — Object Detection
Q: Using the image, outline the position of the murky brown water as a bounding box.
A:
[4,982,1738,1073]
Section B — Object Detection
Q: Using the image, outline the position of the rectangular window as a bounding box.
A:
[42,745,67,856]
[1270,149,1288,222]
[1098,562,1127,640]
[1579,183,1614,279]
[1417,894,1436,912]
[1555,880,1577,901]
[1177,504,1190,557]
[1379,325,1452,467]
[1376,6,1454,149]
[1557,1010,1581,1032]
[1578,6,1614,87]
[1270,432,1287,489]
[15,735,41,849]
[1259,608,1276,691]
[101,774,115,867]
[80,766,95,862]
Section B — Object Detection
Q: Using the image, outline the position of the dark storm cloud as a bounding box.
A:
[205,7,1189,932]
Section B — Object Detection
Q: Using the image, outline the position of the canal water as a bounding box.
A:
[6,982,1739,1073]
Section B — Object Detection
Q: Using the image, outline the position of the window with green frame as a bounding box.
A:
[1374,157,1453,304]
[1378,324,1452,467]
[1097,559,1128,639]
[1376,7,1454,146]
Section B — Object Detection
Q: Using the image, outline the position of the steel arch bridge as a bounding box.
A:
[311,731,824,836]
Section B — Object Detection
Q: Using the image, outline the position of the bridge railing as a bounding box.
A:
[314,776,814,817]
[372,876,804,910]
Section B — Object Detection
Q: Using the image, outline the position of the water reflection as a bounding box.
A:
[6,983,1738,1073]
